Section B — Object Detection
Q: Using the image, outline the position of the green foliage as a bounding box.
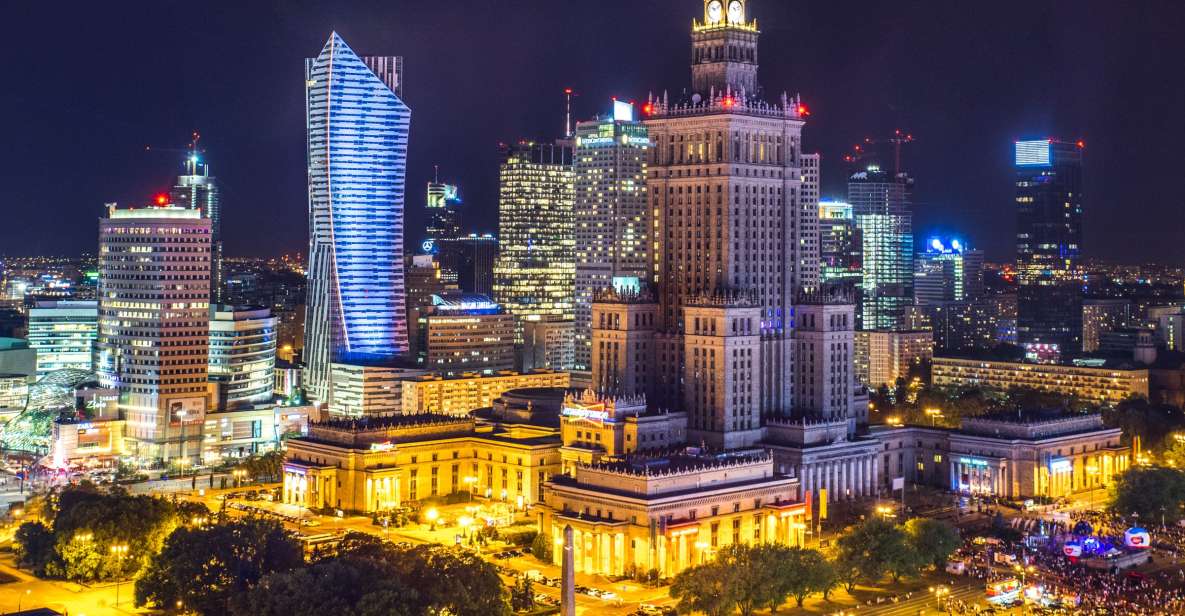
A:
[233,557,416,616]
[670,560,736,616]
[134,518,303,615]
[836,517,920,583]
[1103,398,1185,451]
[510,576,536,612]
[502,527,538,548]
[13,521,54,576]
[832,549,862,592]
[770,546,836,608]
[1110,466,1185,523]
[904,518,961,569]
[237,450,285,482]
[530,531,553,562]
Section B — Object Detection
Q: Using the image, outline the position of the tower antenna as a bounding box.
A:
[564,88,575,138]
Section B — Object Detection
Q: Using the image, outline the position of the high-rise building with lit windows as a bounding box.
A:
[303,32,411,403]
[425,181,462,249]
[1015,138,1084,354]
[96,202,210,463]
[914,238,983,305]
[209,306,277,409]
[492,141,575,339]
[171,154,222,304]
[572,103,652,378]
[850,165,914,331]
[818,200,862,289]
[27,300,98,377]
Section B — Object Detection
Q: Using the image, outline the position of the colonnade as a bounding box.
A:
[797,455,878,502]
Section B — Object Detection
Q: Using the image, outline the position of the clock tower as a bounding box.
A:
[691,0,760,95]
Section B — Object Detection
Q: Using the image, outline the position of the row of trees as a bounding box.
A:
[14,485,209,582]
[670,517,960,615]
[1110,466,1185,524]
[135,528,511,616]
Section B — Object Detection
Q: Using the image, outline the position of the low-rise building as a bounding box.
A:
[401,370,570,416]
[870,410,1129,500]
[538,450,807,578]
[931,356,1149,404]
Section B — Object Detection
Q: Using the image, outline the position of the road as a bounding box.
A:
[857,581,986,616]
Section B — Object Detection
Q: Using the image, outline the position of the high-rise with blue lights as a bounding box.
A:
[849,165,914,331]
[1015,139,1084,355]
[303,32,410,403]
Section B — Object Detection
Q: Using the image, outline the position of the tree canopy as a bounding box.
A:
[836,518,921,583]
[904,518,961,569]
[1110,466,1185,523]
[669,544,834,615]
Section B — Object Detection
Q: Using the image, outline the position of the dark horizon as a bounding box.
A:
[1,0,1182,264]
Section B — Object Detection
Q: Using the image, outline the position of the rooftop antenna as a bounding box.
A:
[433,164,439,184]
[564,88,575,138]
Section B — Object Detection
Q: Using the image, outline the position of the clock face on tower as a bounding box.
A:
[706,0,723,24]
[727,0,744,24]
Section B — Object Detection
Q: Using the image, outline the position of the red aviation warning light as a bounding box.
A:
[642,102,655,115]
[154,194,168,206]
[1076,140,1085,148]
[797,103,810,116]
[722,96,735,108]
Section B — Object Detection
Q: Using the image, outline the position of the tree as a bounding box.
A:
[233,558,416,616]
[832,550,862,593]
[836,518,914,583]
[13,521,55,576]
[714,544,780,616]
[670,561,737,616]
[1110,466,1185,524]
[135,518,303,615]
[770,546,835,608]
[510,576,536,612]
[904,518,961,569]
[530,530,552,562]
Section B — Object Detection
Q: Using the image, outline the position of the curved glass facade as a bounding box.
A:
[304,33,410,401]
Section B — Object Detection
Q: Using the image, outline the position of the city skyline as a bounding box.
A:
[1,1,1182,263]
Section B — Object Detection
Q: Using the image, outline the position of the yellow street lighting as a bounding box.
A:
[110,544,129,606]
[425,507,440,531]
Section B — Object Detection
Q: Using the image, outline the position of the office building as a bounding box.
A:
[208,306,277,409]
[521,318,575,372]
[492,141,575,339]
[1149,305,1185,352]
[871,411,1128,500]
[907,301,998,352]
[27,300,98,377]
[931,355,1149,404]
[1015,139,1085,354]
[424,180,462,249]
[304,33,410,403]
[0,338,35,378]
[170,151,223,303]
[327,362,426,418]
[572,104,652,378]
[914,238,983,305]
[405,255,459,358]
[95,202,211,463]
[400,369,570,416]
[850,166,914,331]
[0,374,27,413]
[438,233,497,296]
[854,330,933,389]
[1083,298,1133,353]
[643,0,815,440]
[818,200,862,289]
[415,293,516,375]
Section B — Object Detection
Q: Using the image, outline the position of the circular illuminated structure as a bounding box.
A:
[0,369,100,454]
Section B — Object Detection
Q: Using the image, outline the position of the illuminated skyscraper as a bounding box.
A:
[818,200,862,289]
[209,306,277,409]
[643,0,816,446]
[424,180,462,251]
[303,32,411,403]
[1015,139,1084,354]
[96,202,210,463]
[27,300,98,377]
[849,165,914,331]
[914,238,983,305]
[572,102,652,378]
[492,141,575,339]
[170,151,222,303]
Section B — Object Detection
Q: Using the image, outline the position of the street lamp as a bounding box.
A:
[925,408,944,427]
[929,585,950,610]
[425,507,439,531]
[110,543,129,606]
[1013,564,1035,615]
[463,476,477,501]
[1085,465,1100,510]
[17,589,30,612]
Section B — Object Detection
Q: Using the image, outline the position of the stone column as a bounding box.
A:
[562,525,575,616]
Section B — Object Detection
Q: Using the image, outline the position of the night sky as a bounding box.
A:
[2,0,1183,263]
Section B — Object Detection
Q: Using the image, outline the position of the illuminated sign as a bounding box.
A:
[612,276,641,294]
[613,100,634,122]
[561,406,609,423]
[958,457,990,468]
[370,442,394,452]
[1015,140,1052,167]
[421,239,436,254]
[1049,458,1072,473]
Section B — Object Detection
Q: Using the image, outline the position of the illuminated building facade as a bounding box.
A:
[405,255,458,358]
[326,362,426,418]
[591,287,659,398]
[400,369,570,416]
[572,105,652,378]
[492,141,575,339]
[1082,298,1132,353]
[643,0,813,439]
[96,203,211,463]
[914,238,984,305]
[415,293,516,375]
[793,291,856,421]
[871,412,1129,500]
[931,355,1149,403]
[438,233,497,296]
[304,32,410,403]
[424,181,462,248]
[27,300,98,377]
[850,166,914,331]
[170,153,222,303]
[818,200,862,289]
[208,306,276,409]
[1015,139,1084,354]
[854,329,933,388]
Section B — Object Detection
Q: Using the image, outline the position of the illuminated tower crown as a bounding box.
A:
[691,0,760,95]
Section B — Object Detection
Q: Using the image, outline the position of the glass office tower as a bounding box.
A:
[1015,139,1084,356]
[171,156,222,303]
[849,166,914,330]
[303,32,410,402]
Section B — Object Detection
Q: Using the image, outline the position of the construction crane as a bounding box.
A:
[144,130,205,175]
[843,129,915,175]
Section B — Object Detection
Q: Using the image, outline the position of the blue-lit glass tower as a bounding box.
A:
[304,32,410,403]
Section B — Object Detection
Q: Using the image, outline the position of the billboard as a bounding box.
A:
[168,397,205,426]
